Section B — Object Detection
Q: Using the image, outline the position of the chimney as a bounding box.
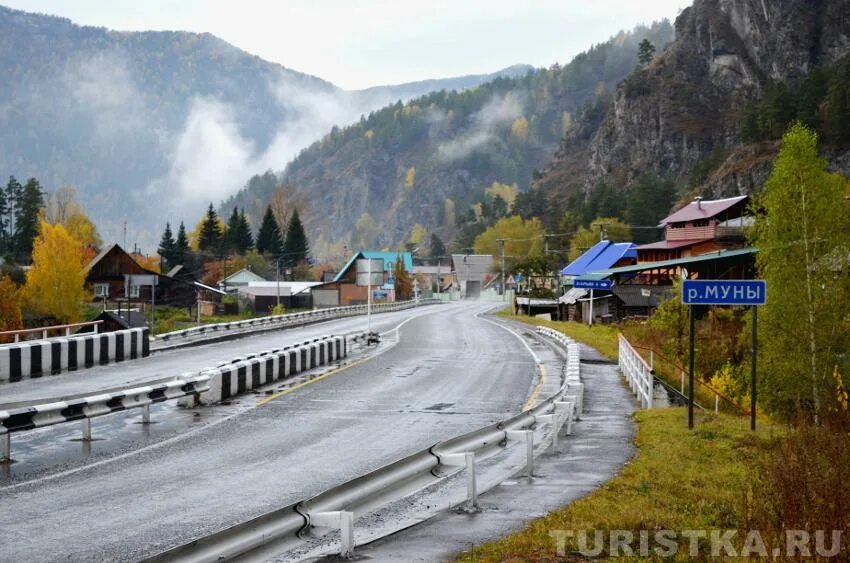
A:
[694,196,703,210]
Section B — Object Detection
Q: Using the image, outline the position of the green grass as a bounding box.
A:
[457,409,783,562]
[497,310,619,360]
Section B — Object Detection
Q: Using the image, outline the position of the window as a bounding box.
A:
[692,219,710,227]
[129,285,140,298]
[94,283,109,297]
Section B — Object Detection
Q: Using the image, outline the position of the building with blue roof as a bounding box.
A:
[560,240,637,279]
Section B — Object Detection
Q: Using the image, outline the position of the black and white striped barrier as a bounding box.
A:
[151,299,441,350]
[0,327,150,383]
[198,335,348,404]
[0,374,209,462]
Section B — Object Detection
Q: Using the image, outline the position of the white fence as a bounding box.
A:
[618,334,654,408]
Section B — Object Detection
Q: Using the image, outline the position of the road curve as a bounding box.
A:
[0,301,537,562]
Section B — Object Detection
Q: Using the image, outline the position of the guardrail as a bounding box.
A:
[0,327,150,383]
[0,374,210,463]
[143,326,583,561]
[0,320,103,343]
[151,298,441,350]
[618,334,654,408]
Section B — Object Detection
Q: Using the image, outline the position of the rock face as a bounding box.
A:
[538,0,850,200]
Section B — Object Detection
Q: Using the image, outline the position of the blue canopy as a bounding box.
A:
[560,240,636,277]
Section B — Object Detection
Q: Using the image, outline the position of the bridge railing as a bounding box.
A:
[0,320,103,343]
[618,333,654,408]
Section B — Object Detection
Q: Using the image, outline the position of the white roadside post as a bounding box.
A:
[440,452,479,511]
[0,428,9,463]
[310,511,354,557]
[506,429,534,478]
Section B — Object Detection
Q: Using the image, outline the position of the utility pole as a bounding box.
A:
[276,256,281,308]
[498,239,506,302]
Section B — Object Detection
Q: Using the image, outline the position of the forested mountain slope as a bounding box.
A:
[0,4,529,247]
[223,21,675,258]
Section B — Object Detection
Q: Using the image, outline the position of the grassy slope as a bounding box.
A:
[468,312,782,561]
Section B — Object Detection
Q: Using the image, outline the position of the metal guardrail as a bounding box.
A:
[0,320,104,343]
[618,334,654,408]
[0,375,210,462]
[143,325,584,561]
[151,298,441,349]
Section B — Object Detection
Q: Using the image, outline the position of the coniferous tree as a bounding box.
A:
[5,176,22,241]
[281,208,309,267]
[637,39,656,66]
[198,203,223,253]
[175,221,190,264]
[824,67,850,146]
[256,205,283,256]
[429,233,446,262]
[234,209,254,253]
[0,186,6,255]
[14,178,44,263]
[225,207,241,253]
[158,222,177,269]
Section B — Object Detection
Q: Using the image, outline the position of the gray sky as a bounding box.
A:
[7,0,692,89]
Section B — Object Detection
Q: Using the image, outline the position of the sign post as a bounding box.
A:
[573,278,613,327]
[682,279,766,430]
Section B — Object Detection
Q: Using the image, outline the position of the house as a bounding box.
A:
[237,281,323,313]
[85,244,224,310]
[559,240,637,321]
[315,251,414,306]
[451,254,494,299]
[412,264,452,294]
[218,268,267,293]
[636,195,749,263]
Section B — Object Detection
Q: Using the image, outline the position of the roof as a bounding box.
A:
[451,254,494,282]
[635,238,713,251]
[84,243,159,277]
[660,195,748,225]
[194,281,226,295]
[560,240,636,276]
[219,268,267,285]
[582,247,758,279]
[246,281,322,295]
[332,251,414,282]
[94,310,147,329]
[166,265,184,277]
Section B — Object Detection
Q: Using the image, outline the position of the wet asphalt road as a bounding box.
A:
[0,306,440,407]
[0,301,537,562]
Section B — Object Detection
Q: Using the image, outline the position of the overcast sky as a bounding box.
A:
[6,0,692,89]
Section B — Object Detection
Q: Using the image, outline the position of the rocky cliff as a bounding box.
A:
[537,0,850,203]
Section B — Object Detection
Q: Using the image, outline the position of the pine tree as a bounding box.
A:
[158,222,177,269]
[175,221,190,264]
[234,209,254,253]
[281,208,309,267]
[225,207,240,253]
[824,66,850,146]
[256,205,283,256]
[198,203,223,253]
[637,39,656,66]
[429,233,446,262]
[0,186,6,255]
[14,178,44,263]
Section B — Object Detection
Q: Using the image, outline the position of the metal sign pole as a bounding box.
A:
[688,304,695,430]
[367,258,372,333]
[751,306,757,431]
[589,289,594,327]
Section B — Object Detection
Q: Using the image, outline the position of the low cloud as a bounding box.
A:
[436,91,525,161]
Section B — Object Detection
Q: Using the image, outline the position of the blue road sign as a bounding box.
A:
[573,278,613,290]
[682,279,766,306]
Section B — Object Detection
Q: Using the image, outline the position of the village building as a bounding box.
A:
[314,251,414,306]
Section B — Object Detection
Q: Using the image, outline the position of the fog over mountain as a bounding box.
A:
[0,4,531,247]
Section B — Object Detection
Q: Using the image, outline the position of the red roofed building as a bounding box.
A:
[636,195,750,263]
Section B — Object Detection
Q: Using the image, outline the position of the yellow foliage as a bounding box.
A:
[473,215,544,259]
[485,182,519,208]
[404,166,416,192]
[510,116,529,140]
[23,222,89,323]
[64,212,102,248]
[471,202,484,221]
[409,224,427,246]
[561,111,572,136]
[0,275,23,339]
[364,129,374,140]
[133,254,161,273]
[188,216,225,251]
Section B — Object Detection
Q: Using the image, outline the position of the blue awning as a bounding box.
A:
[560,241,636,277]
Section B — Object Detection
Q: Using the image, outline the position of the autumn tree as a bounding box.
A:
[749,124,850,420]
[568,217,632,261]
[0,275,23,341]
[404,167,416,192]
[393,254,413,300]
[473,215,545,268]
[23,222,88,323]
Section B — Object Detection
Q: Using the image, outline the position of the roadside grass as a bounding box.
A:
[496,310,619,360]
[457,409,783,562]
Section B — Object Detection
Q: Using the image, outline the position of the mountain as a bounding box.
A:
[222,21,675,259]
[0,4,531,248]
[534,0,850,220]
